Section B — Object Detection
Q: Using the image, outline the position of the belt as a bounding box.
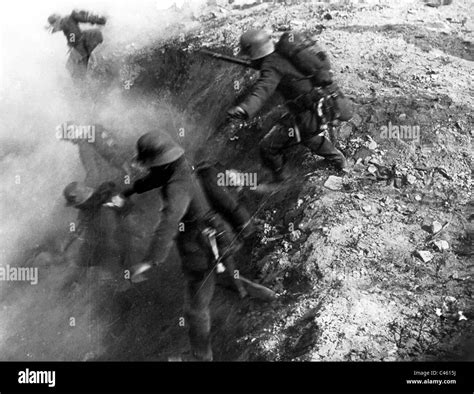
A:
[287,84,340,114]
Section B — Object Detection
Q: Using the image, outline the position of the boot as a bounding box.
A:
[315,137,347,170]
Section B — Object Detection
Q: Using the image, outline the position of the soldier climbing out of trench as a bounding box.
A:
[226,29,354,190]
[46,10,107,81]
[107,130,276,361]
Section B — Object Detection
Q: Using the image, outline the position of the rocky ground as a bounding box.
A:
[4,0,472,361]
[200,0,473,361]
[163,0,472,361]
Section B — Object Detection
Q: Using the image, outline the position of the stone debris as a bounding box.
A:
[367,165,378,174]
[406,174,417,185]
[368,140,378,151]
[415,250,434,263]
[430,221,443,234]
[324,176,343,191]
[458,311,467,321]
[433,240,449,251]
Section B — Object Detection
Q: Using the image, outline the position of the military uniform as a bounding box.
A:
[49,10,106,79]
[235,50,353,179]
[123,154,247,361]
[66,181,132,270]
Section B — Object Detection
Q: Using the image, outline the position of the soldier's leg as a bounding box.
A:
[183,267,215,361]
[259,119,299,182]
[67,46,88,81]
[82,29,104,71]
[302,134,347,170]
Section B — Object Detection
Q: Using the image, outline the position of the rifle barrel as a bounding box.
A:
[199,49,252,67]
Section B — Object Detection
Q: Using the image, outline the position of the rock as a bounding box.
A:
[339,123,353,140]
[430,221,443,234]
[321,227,330,235]
[394,177,403,188]
[367,165,377,174]
[433,240,449,251]
[291,20,306,29]
[368,140,378,150]
[407,174,417,184]
[362,204,372,213]
[458,311,468,321]
[231,0,260,9]
[414,194,422,201]
[324,176,343,191]
[290,230,302,242]
[445,296,457,304]
[415,250,434,263]
[354,193,365,200]
[350,114,363,128]
[354,147,372,161]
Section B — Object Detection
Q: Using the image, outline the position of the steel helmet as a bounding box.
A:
[136,131,184,167]
[240,29,275,60]
[63,182,94,207]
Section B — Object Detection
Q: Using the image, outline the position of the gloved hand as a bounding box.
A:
[227,106,247,120]
[223,120,241,141]
[104,194,126,208]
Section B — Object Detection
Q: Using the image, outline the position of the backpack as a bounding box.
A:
[275,32,333,87]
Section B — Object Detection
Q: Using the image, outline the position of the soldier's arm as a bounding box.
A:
[121,170,165,198]
[238,65,282,119]
[70,10,106,25]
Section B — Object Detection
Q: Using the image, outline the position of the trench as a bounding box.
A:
[92,44,314,361]
[2,26,472,361]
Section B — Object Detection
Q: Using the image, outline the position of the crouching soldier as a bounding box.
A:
[227,30,353,187]
[46,10,106,80]
[61,181,132,288]
[108,131,275,361]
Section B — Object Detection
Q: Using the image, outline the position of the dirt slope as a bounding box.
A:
[3,0,472,361]
[84,0,474,361]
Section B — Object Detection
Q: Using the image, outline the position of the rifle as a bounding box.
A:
[199,49,253,68]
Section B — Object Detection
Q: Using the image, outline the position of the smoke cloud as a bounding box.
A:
[0,0,206,360]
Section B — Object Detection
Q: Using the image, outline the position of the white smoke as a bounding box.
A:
[0,0,206,360]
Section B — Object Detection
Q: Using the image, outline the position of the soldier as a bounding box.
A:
[46,10,106,80]
[61,181,134,346]
[227,29,353,186]
[62,181,132,280]
[108,131,273,361]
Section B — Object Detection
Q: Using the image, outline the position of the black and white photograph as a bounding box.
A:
[0,0,472,392]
